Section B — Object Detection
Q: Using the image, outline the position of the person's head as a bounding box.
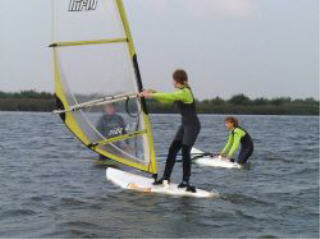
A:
[224,117,239,130]
[172,69,189,88]
[104,103,115,115]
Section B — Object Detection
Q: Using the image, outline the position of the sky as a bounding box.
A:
[0,0,318,100]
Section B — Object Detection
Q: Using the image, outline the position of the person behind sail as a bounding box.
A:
[139,69,201,192]
[96,103,127,160]
[220,117,254,164]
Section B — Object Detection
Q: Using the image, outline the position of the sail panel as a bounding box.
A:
[55,43,137,103]
[52,0,157,175]
[54,0,125,42]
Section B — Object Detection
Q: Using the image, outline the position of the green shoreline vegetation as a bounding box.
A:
[0,90,318,115]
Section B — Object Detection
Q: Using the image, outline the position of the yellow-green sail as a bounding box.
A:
[50,0,157,175]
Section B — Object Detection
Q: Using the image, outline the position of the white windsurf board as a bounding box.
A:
[106,168,217,198]
[191,148,241,169]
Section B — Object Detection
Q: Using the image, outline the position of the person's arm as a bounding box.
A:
[221,134,233,156]
[228,129,246,158]
[151,93,172,104]
[152,88,193,104]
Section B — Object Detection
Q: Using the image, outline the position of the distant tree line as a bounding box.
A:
[0,90,53,99]
[146,94,319,115]
[0,90,55,112]
[0,90,319,115]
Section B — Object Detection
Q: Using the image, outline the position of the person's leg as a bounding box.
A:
[237,146,253,164]
[162,140,183,180]
[178,125,200,192]
[244,145,254,163]
[179,144,196,192]
[154,127,184,185]
[182,144,192,182]
[181,125,200,179]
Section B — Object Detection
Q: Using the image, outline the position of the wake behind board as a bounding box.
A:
[106,168,217,198]
[192,148,241,169]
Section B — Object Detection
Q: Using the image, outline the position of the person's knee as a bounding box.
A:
[238,153,250,164]
[168,140,182,154]
[249,147,254,157]
[181,144,191,157]
[170,140,182,148]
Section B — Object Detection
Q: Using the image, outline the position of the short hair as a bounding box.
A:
[225,117,239,127]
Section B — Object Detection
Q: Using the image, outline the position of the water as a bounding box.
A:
[0,112,319,238]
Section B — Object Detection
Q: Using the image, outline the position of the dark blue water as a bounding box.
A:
[0,112,319,238]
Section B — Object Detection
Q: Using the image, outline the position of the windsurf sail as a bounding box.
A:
[50,0,157,175]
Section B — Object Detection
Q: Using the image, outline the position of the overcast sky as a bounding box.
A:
[0,0,318,99]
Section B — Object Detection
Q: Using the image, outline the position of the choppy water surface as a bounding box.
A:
[0,112,319,238]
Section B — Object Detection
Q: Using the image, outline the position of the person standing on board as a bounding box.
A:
[139,69,200,192]
[220,117,254,164]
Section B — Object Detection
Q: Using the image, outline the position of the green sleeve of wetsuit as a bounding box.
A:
[152,88,194,104]
[228,128,246,157]
[221,134,234,155]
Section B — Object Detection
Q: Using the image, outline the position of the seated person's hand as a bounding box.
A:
[226,155,233,162]
[220,153,226,158]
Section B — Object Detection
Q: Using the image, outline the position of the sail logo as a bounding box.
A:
[68,0,98,12]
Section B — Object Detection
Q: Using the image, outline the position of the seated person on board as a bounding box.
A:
[220,117,254,164]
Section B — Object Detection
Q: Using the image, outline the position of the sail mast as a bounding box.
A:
[115,0,157,176]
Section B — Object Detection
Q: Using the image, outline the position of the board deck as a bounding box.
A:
[106,168,217,198]
[192,148,242,169]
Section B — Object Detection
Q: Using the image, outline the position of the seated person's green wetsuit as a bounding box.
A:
[221,127,254,164]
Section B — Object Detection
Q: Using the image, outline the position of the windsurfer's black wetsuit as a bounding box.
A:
[152,87,201,187]
[221,127,254,164]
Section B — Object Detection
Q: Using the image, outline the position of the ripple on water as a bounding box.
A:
[0,209,37,219]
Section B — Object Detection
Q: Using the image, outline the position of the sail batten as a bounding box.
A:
[91,130,148,147]
[50,37,128,48]
[51,0,157,175]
